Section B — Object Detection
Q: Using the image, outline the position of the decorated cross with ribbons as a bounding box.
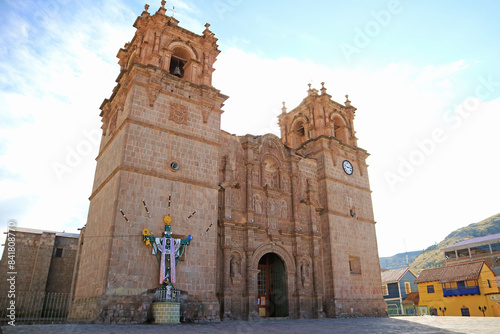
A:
[142,215,192,286]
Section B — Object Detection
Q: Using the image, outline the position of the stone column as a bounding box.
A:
[312,236,325,318]
[222,246,232,320]
[245,162,254,223]
[246,265,261,320]
[290,170,301,227]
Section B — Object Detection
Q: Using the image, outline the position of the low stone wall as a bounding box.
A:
[325,298,388,318]
[68,292,155,324]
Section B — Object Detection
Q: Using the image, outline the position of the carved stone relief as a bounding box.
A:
[281,175,289,192]
[254,195,262,214]
[108,112,118,134]
[280,200,288,218]
[230,255,241,278]
[268,199,276,215]
[169,102,188,125]
[202,105,211,123]
[300,260,310,288]
[252,168,260,185]
[147,86,161,107]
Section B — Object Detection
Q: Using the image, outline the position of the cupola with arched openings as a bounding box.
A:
[278,83,358,149]
[116,3,220,87]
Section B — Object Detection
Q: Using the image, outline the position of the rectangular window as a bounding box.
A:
[405,282,411,294]
[257,267,266,295]
[382,284,388,296]
[487,279,491,288]
[427,285,435,294]
[349,256,361,274]
[55,248,63,258]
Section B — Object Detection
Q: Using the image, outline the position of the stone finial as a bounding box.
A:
[345,94,351,107]
[281,101,287,114]
[320,82,327,95]
[142,4,150,16]
[203,23,212,36]
[157,0,167,15]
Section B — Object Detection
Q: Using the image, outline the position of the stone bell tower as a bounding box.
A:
[278,83,386,317]
[71,1,228,322]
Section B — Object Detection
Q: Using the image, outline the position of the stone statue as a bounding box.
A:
[230,256,240,277]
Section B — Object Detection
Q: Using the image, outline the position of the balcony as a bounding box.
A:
[442,282,480,297]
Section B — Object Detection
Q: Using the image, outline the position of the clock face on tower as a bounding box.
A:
[343,160,353,175]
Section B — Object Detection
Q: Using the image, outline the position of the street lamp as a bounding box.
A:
[439,307,446,316]
[478,306,487,317]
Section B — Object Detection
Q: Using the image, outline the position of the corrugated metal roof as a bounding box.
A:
[381,267,408,283]
[414,262,484,284]
[444,233,500,251]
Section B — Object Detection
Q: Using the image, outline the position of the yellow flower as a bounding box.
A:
[142,228,151,236]
[163,215,172,225]
[145,239,151,246]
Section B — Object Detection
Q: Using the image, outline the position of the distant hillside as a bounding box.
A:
[380,250,421,270]
[410,213,500,274]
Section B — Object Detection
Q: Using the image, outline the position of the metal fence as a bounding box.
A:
[0,292,70,324]
[387,303,402,316]
[0,292,100,324]
[0,289,177,324]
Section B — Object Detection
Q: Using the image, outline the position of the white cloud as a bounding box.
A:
[1,1,498,259]
[214,49,499,257]
[0,1,134,239]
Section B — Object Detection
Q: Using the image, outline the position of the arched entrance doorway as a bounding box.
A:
[257,253,288,317]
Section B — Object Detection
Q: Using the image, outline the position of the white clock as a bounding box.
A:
[342,160,353,175]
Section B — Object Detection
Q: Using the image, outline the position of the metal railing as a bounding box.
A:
[154,286,181,303]
[0,292,101,324]
[387,303,402,316]
[442,283,480,296]
[0,292,70,324]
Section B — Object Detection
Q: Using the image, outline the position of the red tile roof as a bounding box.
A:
[403,292,419,304]
[414,262,485,284]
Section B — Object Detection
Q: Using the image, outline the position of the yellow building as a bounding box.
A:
[415,262,500,317]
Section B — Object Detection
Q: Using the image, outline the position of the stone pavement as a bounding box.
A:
[1,316,499,334]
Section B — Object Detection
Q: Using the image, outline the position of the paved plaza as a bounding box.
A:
[1,317,499,334]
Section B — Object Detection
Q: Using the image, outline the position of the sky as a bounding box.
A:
[0,0,499,258]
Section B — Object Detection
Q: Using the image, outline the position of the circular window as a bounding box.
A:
[170,162,180,171]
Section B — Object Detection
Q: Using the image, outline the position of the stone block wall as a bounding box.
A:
[152,301,180,323]
[0,229,79,294]
[45,235,79,293]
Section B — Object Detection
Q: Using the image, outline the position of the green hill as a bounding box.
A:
[380,250,421,270]
[409,213,500,274]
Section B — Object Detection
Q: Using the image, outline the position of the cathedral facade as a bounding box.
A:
[71,2,386,322]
